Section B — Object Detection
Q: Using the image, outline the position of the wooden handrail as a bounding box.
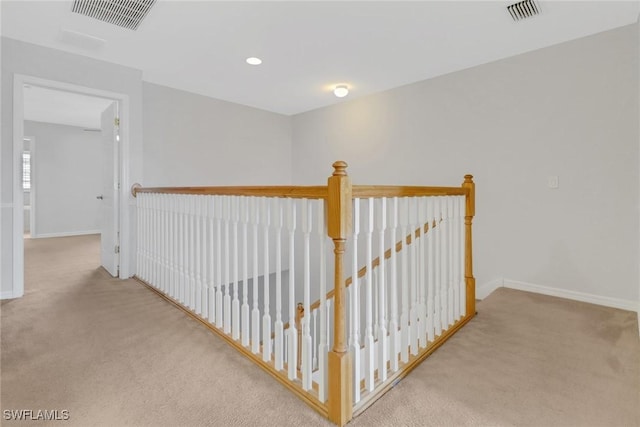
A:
[352,185,465,198]
[133,185,328,199]
[133,184,464,199]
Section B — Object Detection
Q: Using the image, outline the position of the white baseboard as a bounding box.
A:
[476,278,504,300]
[32,230,101,239]
[502,279,638,312]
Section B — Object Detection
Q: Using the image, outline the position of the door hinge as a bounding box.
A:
[115,245,120,254]
[114,117,120,126]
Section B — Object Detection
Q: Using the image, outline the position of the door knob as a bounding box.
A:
[96,195,104,200]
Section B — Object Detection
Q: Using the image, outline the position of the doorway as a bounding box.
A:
[10,75,131,298]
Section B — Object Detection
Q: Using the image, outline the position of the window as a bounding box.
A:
[22,151,31,190]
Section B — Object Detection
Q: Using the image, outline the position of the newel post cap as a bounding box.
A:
[332,161,349,177]
[131,183,142,198]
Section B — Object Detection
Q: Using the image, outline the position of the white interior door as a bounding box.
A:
[100,102,119,277]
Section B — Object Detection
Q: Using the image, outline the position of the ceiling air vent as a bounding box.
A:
[507,0,540,21]
[72,0,156,31]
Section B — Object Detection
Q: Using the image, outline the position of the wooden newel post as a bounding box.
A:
[462,175,476,318]
[327,161,353,426]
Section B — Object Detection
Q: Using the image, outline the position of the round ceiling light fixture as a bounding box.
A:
[246,57,262,65]
[333,85,349,98]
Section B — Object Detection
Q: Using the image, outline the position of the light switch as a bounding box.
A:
[547,176,559,189]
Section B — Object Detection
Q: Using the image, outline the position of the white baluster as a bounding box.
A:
[157,194,162,290]
[440,196,449,329]
[159,194,165,292]
[350,198,361,403]
[418,197,427,348]
[215,196,223,328]
[388,197,399,372]
[223,196,231,333]
[137,193,143,280]
[156,194,163,291]
[364,198,375,392]
[316,199,328,402]
[286,198,297,380]
[138,194,144,281]
[399,197,410,363]
[183,195,190,305]
[434,197,442,335]
[426,197,435,342]
[208,196,215,324]
[232,196,240,340]
[274,199,284,369]
[251,197,261,354]
[147,193,153,284]
[145,193,150,282]
[195,196,202,315]
[447,197,455,326]
[167,195,172,294]
[442,196,450,328]
[174,195,180,300]
[166,195,172,298]
[312,308,318,370]
[191,196,199,310]
[262,197,272,361]
[241,197,250,346]
[149,194,156,287]
[409,197,419,356]
[178,195,185,303]
[201,197,208,319]
[458,196,466,319]
[164,195,171,296]
[451,196,458,321]
[373,268,379,341]
[376,197,388,382]
[301,199,312,390]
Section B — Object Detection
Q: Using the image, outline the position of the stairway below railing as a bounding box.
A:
[132,162,475,426]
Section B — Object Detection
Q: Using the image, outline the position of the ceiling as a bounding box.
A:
[2,1,639,116]
[23,85,114,129]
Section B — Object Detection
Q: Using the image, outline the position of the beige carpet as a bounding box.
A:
[1,235,638,426]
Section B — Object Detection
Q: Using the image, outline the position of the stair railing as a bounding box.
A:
[132,162,475,426]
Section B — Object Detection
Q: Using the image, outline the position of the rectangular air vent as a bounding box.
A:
[507,0,540,21]
[72,0,156,31]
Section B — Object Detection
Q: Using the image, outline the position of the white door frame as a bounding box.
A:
[11,74,131,298]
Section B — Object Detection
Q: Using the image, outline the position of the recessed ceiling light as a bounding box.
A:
[334,85,349,98]
[246,57,262,65]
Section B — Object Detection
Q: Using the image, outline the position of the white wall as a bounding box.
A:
[292,24,639,306]
[143,82,292,186]
[1,37,144,297]
[24,121,102,237]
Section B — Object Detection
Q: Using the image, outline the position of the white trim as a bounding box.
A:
[1,291,18,300]
[503,279,638,312]
[31,230,101,239]
[476,278,504,300]
[478,278,638,313]
[12,74,131,298]
[13,77,25,298]
[0,204,13,209]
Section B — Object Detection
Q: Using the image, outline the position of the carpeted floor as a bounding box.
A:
[1,235,638,426]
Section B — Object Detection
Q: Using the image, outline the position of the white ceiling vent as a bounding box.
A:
[507,0,540,21]
[72,0,156,31]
